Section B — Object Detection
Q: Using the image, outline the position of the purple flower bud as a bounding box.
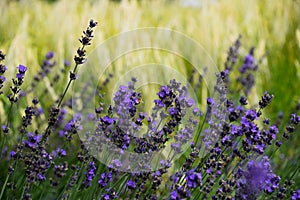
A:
[170,191,178,199]
[0,65,7,74]
[207,97,214,105]
[10,151,16,158]
[187,98,194,107]
[59,149,67,157]
[1,124,9,134]
[126,180,136,189]
[19,90,26,97]
[69,72,78,80]
[192,107,202,116]
[18,64,27,74]
[37,173,46,181]
[291,190,300,200]
[206,167,212,174]
[102,116,115,125]
[154,99,164,107]
[16,73,24,79]
[87,113,95,121]
[275,141,282,147]
[0,76,6,83]
[239,96,248,105]
[89,19,98,28]
[169,107,178,116]
[64,60,70,67]
[46,51,54,59]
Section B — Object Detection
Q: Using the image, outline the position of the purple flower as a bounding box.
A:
[10,151,16,158]
[291,190,300,200]
[239,96,248,105]
[206,167,213,174]
[69,72,78,80]
[1,125,8,134]
[187,98,194,107]
[102,116,115,125]
[169,107,178,116]
[254,144,265,154]
[87,113,96,121]
[291,113,300,125]
[245,109,258,121]
[46,51,54,59]
[98,172,112,188]
[15,65,28,80]
[259,91,274,109]
[239,53,255,73]
[0,76,6,83]
[37,173,46,181]
[25,132,42,149]
[157,86,170,99]
[171,143,181,152]
[154,99,164,107]
[18,64,28,73]
[82,161,96,187]
[64,60,70,67]
[160,160,172,168]
[236,156,280,199]
[269,125,278,136]
[16,73,25,79]
[89,19,98,28]
[56,148,67,157]
[19,90,26,97]
[275,141,282,147]
[170,190,178,200]
[207,97,214,105]
[108,159,122,169]
[185,169,202,188]
[37,108,44,115]
[192,107,202,116]
[221,135,232,146]
[64,114,82,138]
[101,189,118,200]
[0,65,7,74]
[126,180,136,189]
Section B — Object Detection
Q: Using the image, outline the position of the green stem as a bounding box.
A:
[0,135,6,157]
[57,78,73,108]
[289,164,300,180]
[193,107,208,145]
[269,147,278,159]
[0,173,10,199]
[19,180,27,200]
[69,162,85,200]
[11,133,25,192]
[57,47,81,108]
[0,102,13,154]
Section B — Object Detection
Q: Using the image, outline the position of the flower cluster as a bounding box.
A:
[30,51,56,92]
[235,156,281,199]
[236,47,258,94]
[8,64,28,102]
[74,19,97,65]
[0,50,7,95]
[0,31,300,200]
[82,161,97,187]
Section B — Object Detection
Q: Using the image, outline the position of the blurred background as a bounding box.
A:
[0,0,300,183]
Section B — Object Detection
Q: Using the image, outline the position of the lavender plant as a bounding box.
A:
[0,22,299,200]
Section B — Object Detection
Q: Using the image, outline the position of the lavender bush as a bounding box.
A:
[0,19,299,200]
